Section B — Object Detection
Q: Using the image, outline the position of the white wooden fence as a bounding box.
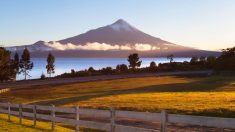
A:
[0,102,235,132]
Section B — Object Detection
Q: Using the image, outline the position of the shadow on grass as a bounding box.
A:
[166,108,235,118]
[30,76,235,106]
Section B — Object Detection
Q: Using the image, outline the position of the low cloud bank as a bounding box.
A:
[46,41,164,51]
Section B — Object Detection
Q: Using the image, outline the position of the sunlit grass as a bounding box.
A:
[0,114,73,132]
[1,76,235,117]
[0,114,105,132]
[73,92,235,117]
[0,76,192,103]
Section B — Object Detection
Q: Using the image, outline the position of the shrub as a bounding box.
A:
[116,64,129,72]
[88,67,95,73]
[100,67,115,74]
[149,61,157,72]
[40,73,46,80]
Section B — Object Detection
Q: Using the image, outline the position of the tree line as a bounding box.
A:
[56,53,216,78]
[0,47,55,82]
[2,46,235,81]
[57,48,235,78]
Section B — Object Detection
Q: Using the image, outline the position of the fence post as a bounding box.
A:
[160,110,167,132]
[33,105,37,127]
[110,107,116,132]
[19,104,22,124]
[7,102,11,121]
[51,105,55,130]
[75,106,79,132]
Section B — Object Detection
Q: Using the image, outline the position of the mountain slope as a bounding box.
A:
[59,19,172,46]
[6,19,220,57]
[7,41,55,52]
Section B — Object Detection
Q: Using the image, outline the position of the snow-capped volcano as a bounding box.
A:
[6,19,219,57]
[59,19,173,47]
[109,19,135,31]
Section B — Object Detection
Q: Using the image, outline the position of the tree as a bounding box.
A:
[116,65,121,72]
[46,52,55,77]
[199,56,206,61]
[100,67,114,74]
[40,73,46,80]
[199,56,206,66]
[215,47,235,71]
[14,52,20,74]
[206,56,216,69]
[128,53,142,69]
[71,69,76,74]
[190,56,199,64]
[88,67,95,72]
[167,54,174,63]
[0,47,16,82]
[149,61,157,72]
[19,48,33,80]
[116,64,128,72]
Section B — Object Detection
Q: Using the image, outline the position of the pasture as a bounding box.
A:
[1,75,235,117]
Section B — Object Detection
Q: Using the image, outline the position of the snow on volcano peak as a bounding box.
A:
[109,19,133,31]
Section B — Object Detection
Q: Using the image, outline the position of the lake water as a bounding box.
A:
[16,57,191,80]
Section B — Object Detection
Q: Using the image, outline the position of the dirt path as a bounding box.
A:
[0,71,212,89]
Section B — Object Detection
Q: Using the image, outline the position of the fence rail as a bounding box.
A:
[0,102,235,132]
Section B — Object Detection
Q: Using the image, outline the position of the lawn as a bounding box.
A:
[1,75,235,117]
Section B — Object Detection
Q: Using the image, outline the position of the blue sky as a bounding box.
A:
[1,0,235,51]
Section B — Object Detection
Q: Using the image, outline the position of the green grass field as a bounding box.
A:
[1,75,235,117]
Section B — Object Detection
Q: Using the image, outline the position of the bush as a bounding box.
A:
[149,61,157,72]
[88,67,95,72]
[100,67,115,74]
[116,64,129,72]
[40,73,46,80]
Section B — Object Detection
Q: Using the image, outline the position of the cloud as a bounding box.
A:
[134,43,152,51]
[120,45,132,50]
[46,41,162,51]
[152,46,160,50]
[78,42,120,50]
[47,41,120,51]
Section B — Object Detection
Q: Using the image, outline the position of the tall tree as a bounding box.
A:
[14,52,20,74]
[0,47,16,82]
[46,52,55,77]
[167,54,174,63]
[19,48,33,80]
[128,53,142,69]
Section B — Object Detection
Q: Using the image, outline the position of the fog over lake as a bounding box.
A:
[16,57,191,80]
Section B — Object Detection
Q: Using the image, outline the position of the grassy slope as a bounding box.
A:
[1,76,235,117]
